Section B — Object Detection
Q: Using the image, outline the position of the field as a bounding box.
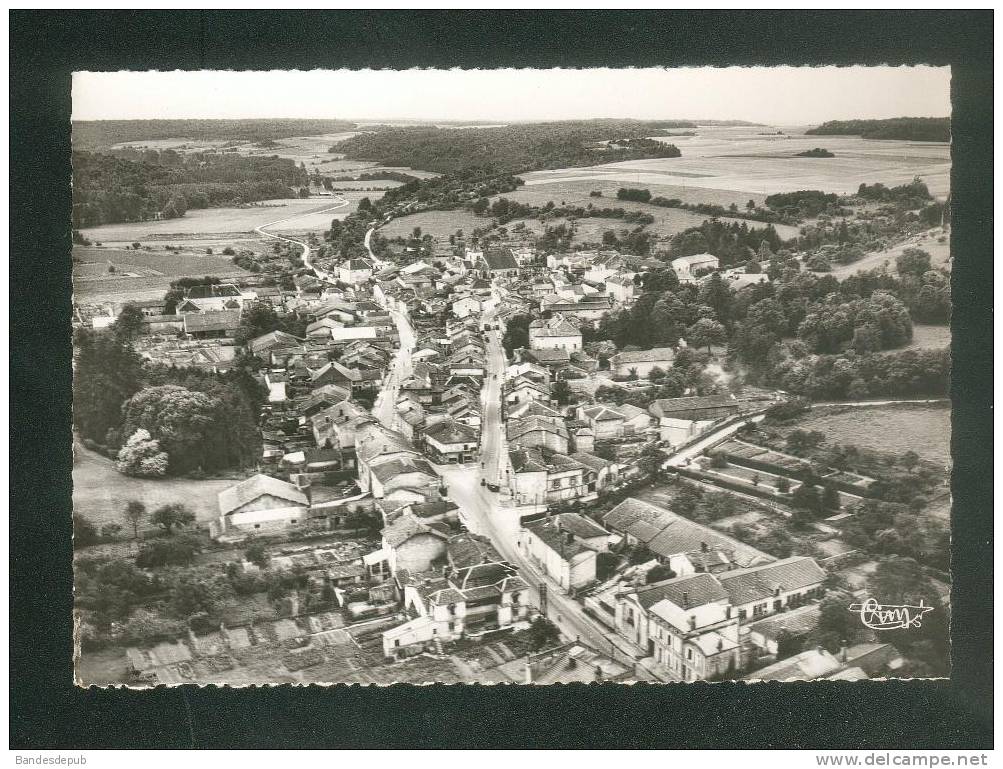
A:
[79,197,356,244]
[72,246,251,304]
[796,405,952,467]
[72,443,239,529]
[518,126,950,208]
[898,323,951,353]
[490,185,801,242]
[825,226,952,279]
[379,209,488,239]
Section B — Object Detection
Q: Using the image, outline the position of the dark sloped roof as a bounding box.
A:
[218,474,307,516]
[635,573,728,610]
[424,419,478,445]
[483,250,519,270]
[183,310,241,333]
[718,557,827,606]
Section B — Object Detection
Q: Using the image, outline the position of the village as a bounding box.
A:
[73,214,949,686]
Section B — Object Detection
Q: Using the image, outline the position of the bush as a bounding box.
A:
[135,535,201,568]
[73,515,100,549]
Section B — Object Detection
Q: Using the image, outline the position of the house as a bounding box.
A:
[175,283,246,313]
[620,573,741,681]
[610,347,676,379]
[671,253,719,283]
[384,566,530,658]
[506,447,602,506]
[182,309,242,339]
[516,642,633,684]
[139,314,186,335]
[423,419,479,464]
[506,416,569,454]
[529,314,582,352]
[249,330,302,361]
[304,317,345,338]
[507,399,562,421]
[745,604,822,656]
[339,257,374,285]
[602,498,773,572]
[605,274,637,304]
[743,647,842,682]
[212,474,310,538]
[648,394,743,445]
[717,556,827,623]
[577,404,627,440]
[264,370,288,403]
[381,512,449,576]
[519,513,610,592]
[451,295,482,319]
[478,249,520,279]
[502,376,552,407]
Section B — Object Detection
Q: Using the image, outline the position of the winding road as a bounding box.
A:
[253,195,351,280]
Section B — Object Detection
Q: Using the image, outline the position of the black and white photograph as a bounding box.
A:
[67,65,956,687]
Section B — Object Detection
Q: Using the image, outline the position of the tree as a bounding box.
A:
[900,450,920,473]
[822,483,841,511]
[72,328,145,445]
[896,248,932,279]
[552,379,572,406]
[686,318,726,353]
[646,564,676,584]
[115,429,170,477]
[122,500,146,541]
[150,503,196,533]
[502,314,532,354]
[136,535,201,568]
[709,452,728,469]
[647,366,666,382]
[113,303,145,342]
[73,515,100,549]
[524,616,561,651]
[245,541,270,568]
[775,630,804,660]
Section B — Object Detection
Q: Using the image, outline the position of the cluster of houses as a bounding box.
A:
[96,232,812,678]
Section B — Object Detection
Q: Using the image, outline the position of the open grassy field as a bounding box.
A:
[825,226,952,279]
[80,197,354,244]
[519,126,950,208]
[72,246,251,304]
[72,443,239,529]
[900,323,951,352]
[380,209,487,239]
[797,405,952,467]
[491,186,801,242]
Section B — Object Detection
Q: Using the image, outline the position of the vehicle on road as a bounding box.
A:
[486,482,500,492]
[480,478,486,487]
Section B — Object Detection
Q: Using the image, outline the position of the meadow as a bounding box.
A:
[72,246,250,303]
[72,443,239,528]
[826,226,951,279]
[518,126,951,208]
[489,185,801,241]
[379,209,487,239]
[794,405,952,467]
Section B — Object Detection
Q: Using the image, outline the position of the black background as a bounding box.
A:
[10,10,993,749]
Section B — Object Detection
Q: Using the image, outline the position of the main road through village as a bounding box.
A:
[254,204,934,678]
[266,203,669,677]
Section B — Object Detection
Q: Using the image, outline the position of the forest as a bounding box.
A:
[329,120,682,173]
[71,118,357,151]
[71,149,308,227]
[806,117,950,142]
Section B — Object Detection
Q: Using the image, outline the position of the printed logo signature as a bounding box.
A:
[848,597,934,630]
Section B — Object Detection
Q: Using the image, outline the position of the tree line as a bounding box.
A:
[806,117,950,142]
[329,120,682,174]
[73,311,264,477]
[72,149,308,227]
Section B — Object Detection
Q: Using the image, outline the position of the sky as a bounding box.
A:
[72,67,951,125]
